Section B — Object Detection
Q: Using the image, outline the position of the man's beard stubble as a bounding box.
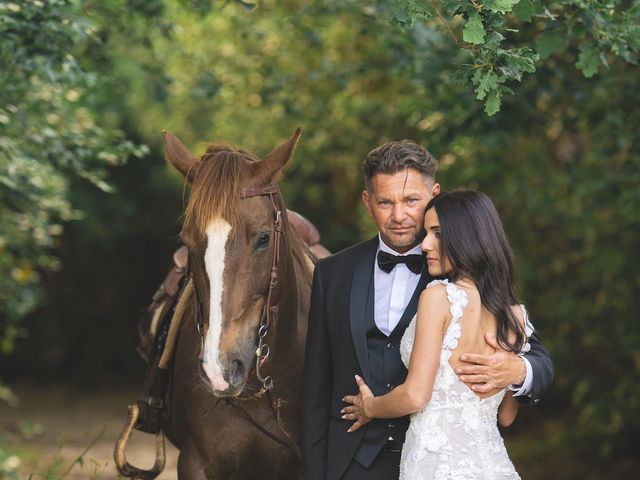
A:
[381,228,426,253]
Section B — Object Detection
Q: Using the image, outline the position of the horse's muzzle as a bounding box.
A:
[198,358,247,397]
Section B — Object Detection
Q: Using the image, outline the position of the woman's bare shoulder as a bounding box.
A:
[420,281,448,301]
[417,282,450,319]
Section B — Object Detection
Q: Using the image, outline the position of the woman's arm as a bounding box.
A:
[498,391,519,426]
[342,285,449,428]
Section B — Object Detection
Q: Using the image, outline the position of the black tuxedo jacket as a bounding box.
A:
[302,237,553,480]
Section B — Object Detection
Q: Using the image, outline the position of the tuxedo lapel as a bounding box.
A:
[396,267,432,330]
[349,238,378,383]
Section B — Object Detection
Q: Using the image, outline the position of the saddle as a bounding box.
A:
[287,209,331,259]
[137,246,189,363]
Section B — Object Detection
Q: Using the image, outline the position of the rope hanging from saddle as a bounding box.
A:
[114,275,193,480]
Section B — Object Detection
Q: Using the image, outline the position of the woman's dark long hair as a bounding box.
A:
[426,190,526,352]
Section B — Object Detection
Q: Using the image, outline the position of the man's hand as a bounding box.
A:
[455,334,525,393]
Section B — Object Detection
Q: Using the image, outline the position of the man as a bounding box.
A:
[302,141,553,480]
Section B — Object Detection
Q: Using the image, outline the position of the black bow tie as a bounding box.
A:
[377,250,424,274]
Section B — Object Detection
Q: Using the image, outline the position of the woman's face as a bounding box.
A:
[421,207,453,276]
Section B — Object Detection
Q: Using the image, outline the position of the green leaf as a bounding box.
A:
[484,0,515,14]
[463,14,486,45]
[504,49,538,76]
[485,89,501,115]
[498,64,522,81]
[576,44,600,78]
[485,31,505,49]
[536,31,566,59]
[500,85,515,96]
[440,0,472,15]
[513,0,536,22]
[473,69,499,100]
[390,0,432,31]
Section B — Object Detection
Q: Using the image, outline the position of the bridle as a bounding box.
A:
[241,183,282,394]
[188,181,302,461]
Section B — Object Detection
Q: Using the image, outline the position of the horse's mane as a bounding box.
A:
[183,144,258,237]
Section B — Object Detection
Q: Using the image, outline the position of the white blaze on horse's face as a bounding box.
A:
[202,218,232,391]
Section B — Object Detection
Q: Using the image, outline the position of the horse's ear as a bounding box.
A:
[162,130,200,182]
[255,127,301,183]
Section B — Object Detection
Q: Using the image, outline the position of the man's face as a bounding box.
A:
[362,168,440,253]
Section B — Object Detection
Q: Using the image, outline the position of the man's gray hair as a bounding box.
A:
[362,140,437,191]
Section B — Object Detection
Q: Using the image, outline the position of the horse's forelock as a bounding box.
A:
[183,146,255,238]
[204,143,259,161]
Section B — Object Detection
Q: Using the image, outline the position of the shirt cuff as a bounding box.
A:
[508,356,533,397]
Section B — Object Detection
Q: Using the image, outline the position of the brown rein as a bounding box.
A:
[190,182,302,462]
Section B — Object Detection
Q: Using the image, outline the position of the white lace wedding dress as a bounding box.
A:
[399,279,532,480]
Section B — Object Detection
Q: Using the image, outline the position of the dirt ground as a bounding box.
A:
[0,385,179,479]
[2,385,635,480]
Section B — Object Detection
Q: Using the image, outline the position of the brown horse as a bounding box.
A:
[160,129,315,479]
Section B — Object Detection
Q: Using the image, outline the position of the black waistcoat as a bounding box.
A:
[352,277,420,467]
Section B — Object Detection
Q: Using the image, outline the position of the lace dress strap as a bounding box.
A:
[518,304,535,355]
[426,279,468,353]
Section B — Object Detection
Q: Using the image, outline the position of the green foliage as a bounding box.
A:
[0,0,147,352]
[576,43,600,77]
[390,0,432,31]
[391,0,640,114]
[484,0,516,15]
[513,0,536,22]
[535,31,566,59]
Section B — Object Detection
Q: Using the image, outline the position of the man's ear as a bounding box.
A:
[431,182,441,197]
[361,190,374,218]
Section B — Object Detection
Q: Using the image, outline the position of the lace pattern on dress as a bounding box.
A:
[398,280,528,480]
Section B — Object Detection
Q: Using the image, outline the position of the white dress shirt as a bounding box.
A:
[374,235,423,336]
[510,357,533,396]
[372,234,534,396]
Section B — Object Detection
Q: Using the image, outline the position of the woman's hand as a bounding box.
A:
[342,375,375,432]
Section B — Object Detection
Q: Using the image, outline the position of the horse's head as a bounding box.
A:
[163,129,300,397]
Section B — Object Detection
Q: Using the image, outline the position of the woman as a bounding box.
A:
[342,190,533,479]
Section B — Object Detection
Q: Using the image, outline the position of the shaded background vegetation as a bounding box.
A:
[1,0,638,478]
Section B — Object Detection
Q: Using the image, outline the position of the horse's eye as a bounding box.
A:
[255,232,270,250]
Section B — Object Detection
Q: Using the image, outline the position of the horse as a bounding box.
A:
[131,129,318,479]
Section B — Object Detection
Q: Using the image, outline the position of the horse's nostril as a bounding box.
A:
[229,359,246,387]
